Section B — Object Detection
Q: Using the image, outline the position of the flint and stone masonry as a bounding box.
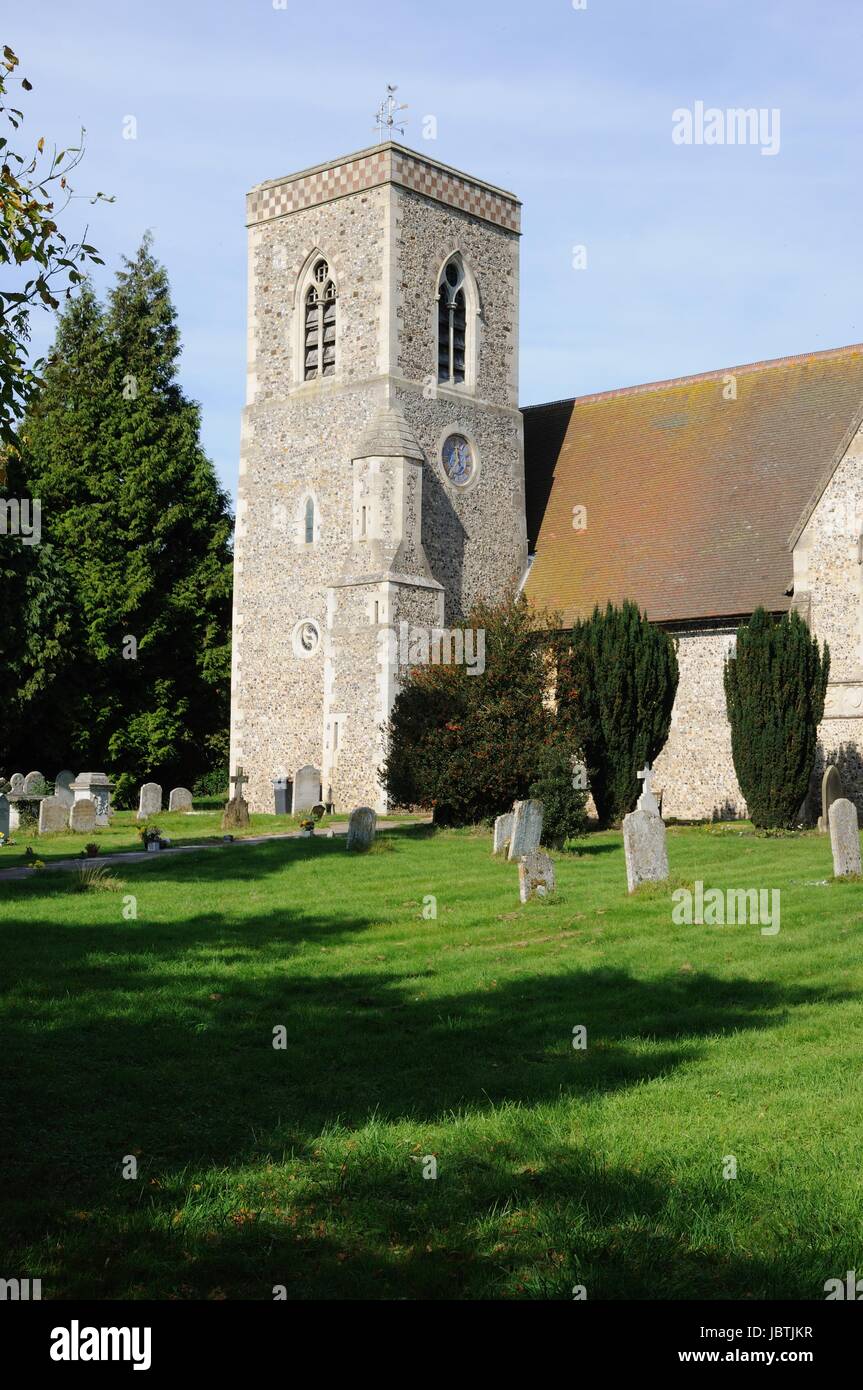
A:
[230,143,527,813]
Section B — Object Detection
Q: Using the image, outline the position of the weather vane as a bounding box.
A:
[374,84,409,142]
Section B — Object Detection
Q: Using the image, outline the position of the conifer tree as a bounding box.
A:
[6,239,233,785]
[723,607,829,829]
[557,600,679,827]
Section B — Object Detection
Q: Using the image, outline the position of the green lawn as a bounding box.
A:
[1,821,862,1300]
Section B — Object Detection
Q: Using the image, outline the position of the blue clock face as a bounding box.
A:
[442,434,474,487]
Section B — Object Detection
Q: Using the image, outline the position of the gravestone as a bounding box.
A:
[223,767,251,830]
[69,798,98,833]
[272,776,291,815]
[70,772,114,826]
[518,849,556,902]
[9,773,24,794]
[137,782,163,821]
[507,800,544,861]
[311,802,326,822]
[38,797,68,833]
[23,770,47,796]
[818,765,843,833]
[636,764,661,816]
[0,793,10,840]
[346,806,376,851]
[168,787,193,813]
[829,798,862,877]
[55,770,75,808]
[292,765,322,814]
[622,807,669,892]
[493,811,514,856]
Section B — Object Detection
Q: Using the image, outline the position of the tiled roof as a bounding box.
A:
[522,344,863,626]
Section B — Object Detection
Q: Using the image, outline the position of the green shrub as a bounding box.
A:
[723,608,829,829]
[193,768,228,798]
[383,597,553,826]
[111,772,137,810]
[557,601,679,827]
[529,741,589,847]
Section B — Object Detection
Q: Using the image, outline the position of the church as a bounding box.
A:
[229,140,863,819]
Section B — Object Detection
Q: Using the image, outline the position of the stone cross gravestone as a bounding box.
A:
[346,806,376,851]
[55,770,75,808]
[168,787,193,813]
[507,800,544,861]
[623,807,669,892]
[137,782,163,821]
[636,764,661,816]
[222,767,250,830]
[818,765,843,833]
[493,811,514,856]
[0,793,10,840]
[292,765,322,814]
[829,798,862,877]
[38,797,68,833]
[69,798,98,833]
[519,849,556,902]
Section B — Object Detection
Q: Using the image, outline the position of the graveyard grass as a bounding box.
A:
[1,822,861,1301]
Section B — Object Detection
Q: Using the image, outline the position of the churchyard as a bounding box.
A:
[1,812,861,1300]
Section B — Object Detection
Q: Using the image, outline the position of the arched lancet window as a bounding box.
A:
[437,257,467,385]
[304,496,315,544]
[304,258,337,381]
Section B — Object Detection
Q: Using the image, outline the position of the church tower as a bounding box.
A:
[230,142,526,812]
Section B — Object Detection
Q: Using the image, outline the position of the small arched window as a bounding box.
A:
[438,257,467,385]
[304,258,337,381]
[304,496,315,544]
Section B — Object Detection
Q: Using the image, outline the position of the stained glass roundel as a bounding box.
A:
[441,434,475,487]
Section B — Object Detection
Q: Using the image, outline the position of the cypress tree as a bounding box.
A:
[557,600,679,826]
[723,607,829,829]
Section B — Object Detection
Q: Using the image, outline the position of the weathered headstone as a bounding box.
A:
[55,770,75,808]
[818,765,844,833]
[0,793,10,840]
[168,787,193,813]
[493,811,514,856]
[222,797,250,830]
[507,800,544,861]
[69,798,98,833]
[518,849,556,902]
[38,796,68,833]
[346,806,376,851]
[310,802,326,822]
[622,807,669,892]
[137,782,163,821]
[23,770,47,796]
[292,765,322,814]
[70,772,114,826]
[9,773,24,794]
[830,798,862,878]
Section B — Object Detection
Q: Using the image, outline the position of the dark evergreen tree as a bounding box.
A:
[723,607,829,829]
[556,600,679,827]
[383,597,553,825]
[5,238,233,785]
[528,739,588,847]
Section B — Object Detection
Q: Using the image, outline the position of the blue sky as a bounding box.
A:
[8,0,862,502]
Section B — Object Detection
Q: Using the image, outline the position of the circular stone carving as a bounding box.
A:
[292,619,321,659]
[441,433,475,488]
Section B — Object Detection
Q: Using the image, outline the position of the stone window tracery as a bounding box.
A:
[437,257,467,385]
[304,258,337,380]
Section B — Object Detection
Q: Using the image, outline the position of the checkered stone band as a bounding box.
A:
[247,147,520,234]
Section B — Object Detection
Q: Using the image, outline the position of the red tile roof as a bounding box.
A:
[522,344,863,626]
